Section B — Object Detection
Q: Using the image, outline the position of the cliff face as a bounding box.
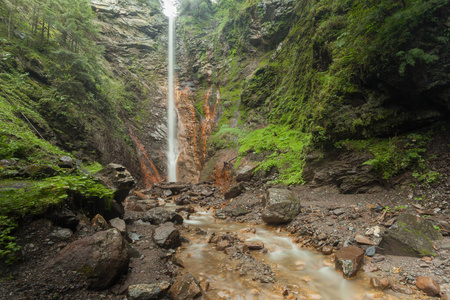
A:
[175,0,450,188]
[90,0,169,186]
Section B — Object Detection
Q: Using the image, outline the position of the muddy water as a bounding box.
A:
[179,210,403,300]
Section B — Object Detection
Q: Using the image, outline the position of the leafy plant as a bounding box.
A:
[397,48,439,76]
[238,125,312,184]
[0,216,21,265]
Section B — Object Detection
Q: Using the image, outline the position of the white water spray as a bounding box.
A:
[161,0,178,182]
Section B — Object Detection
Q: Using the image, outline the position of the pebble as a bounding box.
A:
[365,246,376,257]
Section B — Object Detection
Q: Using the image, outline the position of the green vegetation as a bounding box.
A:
[336,133,430,182]
[0,175,113,217]
[183,0,448,184]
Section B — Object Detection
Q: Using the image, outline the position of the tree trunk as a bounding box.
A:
[7,11,11,40]
[40,20,45,47]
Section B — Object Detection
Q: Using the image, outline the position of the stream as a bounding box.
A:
[177,209,404,300]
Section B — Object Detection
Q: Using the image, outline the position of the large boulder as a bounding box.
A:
[168,273,208,300]
[142,207,183,225]
[95,163,136,203]
[153,223,181,249]
[379,214,442,257]
[235,161,258,182]
[45,228,129,290]
[335,246,365,278]
[261,188,301,224]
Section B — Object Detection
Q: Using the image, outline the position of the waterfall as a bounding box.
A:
[162,0,178,182]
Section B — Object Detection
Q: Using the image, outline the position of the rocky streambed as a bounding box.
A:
[1,178,449,299]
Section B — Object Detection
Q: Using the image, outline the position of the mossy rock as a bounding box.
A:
[379,214,442,257]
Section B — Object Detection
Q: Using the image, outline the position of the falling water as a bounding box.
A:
[162,0,178,182]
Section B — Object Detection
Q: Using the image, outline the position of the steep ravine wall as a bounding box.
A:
[176,0,450,190]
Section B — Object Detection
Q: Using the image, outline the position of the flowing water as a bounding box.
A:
[180,210,404,300]
[163,0,178,182]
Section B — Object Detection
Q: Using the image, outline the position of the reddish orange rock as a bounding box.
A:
[416,276,440,296]
[335,246,365,278]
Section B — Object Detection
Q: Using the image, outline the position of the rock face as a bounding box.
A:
[335,246,365,278]
[168,273,208,300]
[379,214,442,257]
[45,228,129,290]
[261,188,301,224]
[416,276,440,296]
[127,282,171,300]
[153,223,181,249]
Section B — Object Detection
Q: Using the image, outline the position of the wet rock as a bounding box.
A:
[50,228,73,240]
[95,163,136,203]
[45,228,129,290]
[335,246,365,278]
[245,241,264,250]
[48,208,79,231]
[261,188,301,224]
[58,155,75,168]
[216,240,231,251]
[175,193,191,205]
[127,282,171,300]
[416,276,440,296]
[142,207,183,225]
[214,210,226,219]
[20,165,57,178]
[153,223,181,249]
[322,246,333,255]
[379,214,442,257]
[224,244,249,256]
[370,277,390,290]
[109,217,126,234]
[224,183,243,199]
[168,273,208,300]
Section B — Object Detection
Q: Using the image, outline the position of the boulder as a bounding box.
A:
[261,188,301,224]
[175,193,191,205]
[416,276,440,296]
[142,207,183,225]
[48,208,79,231]
[45,228,129,290]
[109,217,126,234]
[154,223,181,249]
[58,155,75,168]
[168,273,208,300]
[379,214,442,257]
[224,183,243,199]
[95,163,136,203]
[20,165,57,178]
[335,246,365,278]
[127,282,171,300]
[244,241,264,250]
[236,161,257,182]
